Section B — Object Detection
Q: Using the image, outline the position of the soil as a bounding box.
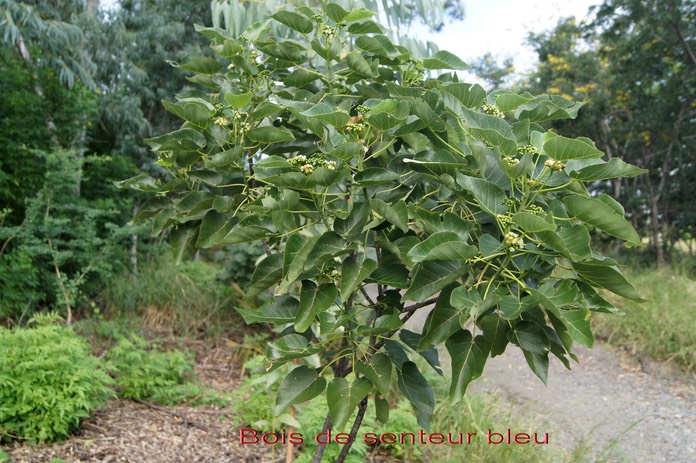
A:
[4,329,695,463]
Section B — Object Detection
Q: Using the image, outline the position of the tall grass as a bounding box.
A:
[100,256,241,337]
[594,267,696,373]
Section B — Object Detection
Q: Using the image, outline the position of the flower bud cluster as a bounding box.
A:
[288,154,337,175]
[321,24,336,39]
[544,159,566,171]
[346,122,366,135]
[503,156,519,166]
[355,104,371,114]
[214,117,231,126]
[528,204,544,215]
[517,144,538,155]
[501,197,520,208]
[497,213,513,227]
[504,231,525,251]
[481,103,505,118]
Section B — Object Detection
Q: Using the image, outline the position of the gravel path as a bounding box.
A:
[467,343,696,463]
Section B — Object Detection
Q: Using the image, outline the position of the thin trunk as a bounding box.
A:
[650,194,664,267]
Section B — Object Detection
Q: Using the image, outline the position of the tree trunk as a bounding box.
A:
[650,194,665,267]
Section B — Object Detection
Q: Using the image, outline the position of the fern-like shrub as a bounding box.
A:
[0,314,113,443]
[106,336,202,405]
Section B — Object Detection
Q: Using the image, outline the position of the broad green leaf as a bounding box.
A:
[354,168,399,186]
[224,92,253,109]
[356,353,392,396]
[115,174,160,192]
[422,50,469,70]
[325,3,348,22]
[355,35,399,58]
[274,366,326,414]
[344,8,374,22]
[271,11,314,34]
[441,82,486,109]
[197,211,233,248]
[456,175,507,216]
[169,224,195,265]
[512,212,556,232]
[331,142,364,161]
[508,321,550,384]
[247,253,283,298]
[543,132,603,161]
[461,108,516,155]
[340,256,378,302]
[450,286,501,321]
[221,225,272,244]
[478,314,511,357]
[557,309,593,348]
[283,234,309,278]
[296,281,338,332]
[284,68,320,88]
[530,284,593,348]
[397,362,435,430]
[419,285,463,348]
[402,260,468,303]
[333,202,370,241]
[573,260,644,301]
[236,295,300,324]
[162,101,209,128]
[411,101,446,132]
[569,158,647,181]
[146,128,206,151]
[446,330,490,402]
[399,330,443,375]
[188,170,223,186]
[268,334,322,360]
[370,199,408,232]
[347,52,376,78]
[306,232,352,268]
[375,394,389,423]
[408,232,477,262]
[173,56,223,74]
[563,195,641,245]
[347,20,384,34]
[370,264,409,288]
[247,126,295,143]
[538,224,592,260]
[301,104,351,127]
[327,377,373,430]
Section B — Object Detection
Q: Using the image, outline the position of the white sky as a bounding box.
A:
[412,0,601,78]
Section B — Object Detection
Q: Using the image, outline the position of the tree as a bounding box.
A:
[122,4,643,461]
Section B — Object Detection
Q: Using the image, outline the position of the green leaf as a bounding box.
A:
[247,253,283,298]
[478,314,511,357]
[344,8,374,22]
[461,108,516,155]
[479,234,503,257]
[333,202,370,241]
[569,158,647,181]
[271,11,314,34]
[355,35,398,57]
[370,264,409,288]
[446,330,490,402]
[306,232,352,268]
[456,175,507,216]
[162,100,210,128]
[221,225,271,244]
[408,232,478,262]
[327,377,373,430]
[340,256,378,302]
[419,285,463,348]
[173,56,223,74]
[268,333,322,360]
[512,212,556,232]
[354,168,399,186]
[375,394,389,423]
[370,199,408,232]
[247,126,296,143]
[397,362,435,430]
[284,68,320,88]
[441,83,486,109]
[563,195,641,245]
[508,322,550,384]
[402,260,468,303]
[236,295,300,324]
[399,330,443,375]
[301,104,351,127]
[296,281,338,332]
[538,224,592,260]
[331,142,364,161]
[274,366,326,414]
[573,260,644,301]
[224,92,253,109]
[411,101,446,132]
[356,353,392,396]
[197,211,233,248]
[347,20,384,34]
[347,52,376,78]
[543,133,604,161]
[146,128,206,151]
[325,3,349,22]
[169,225,195,265]
[422,50,470,70]
[450,286,501,321]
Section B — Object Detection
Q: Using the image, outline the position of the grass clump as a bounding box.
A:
[593,268,696,373]
[0,313,113,443]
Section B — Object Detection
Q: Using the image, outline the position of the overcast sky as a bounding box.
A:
[414,0,601,78]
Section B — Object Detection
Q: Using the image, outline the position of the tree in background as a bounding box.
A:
[522,0,695,266]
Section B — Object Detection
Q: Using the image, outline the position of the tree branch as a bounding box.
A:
[334,397,369,463]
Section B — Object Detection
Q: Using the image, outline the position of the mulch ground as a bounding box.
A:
[3,339,397,463]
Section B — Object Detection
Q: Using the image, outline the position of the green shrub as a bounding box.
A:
[0,313,114,443]
[106,335,203,404]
